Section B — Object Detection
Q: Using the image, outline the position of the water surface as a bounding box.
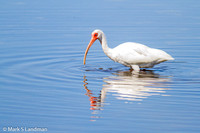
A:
[0,0,200,133]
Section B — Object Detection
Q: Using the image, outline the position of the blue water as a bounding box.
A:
[0,0,200,133]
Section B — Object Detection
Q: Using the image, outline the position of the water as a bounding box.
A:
[0,0,200,133]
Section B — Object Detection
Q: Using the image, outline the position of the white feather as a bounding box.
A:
[87,29,174,71]
[109,42,174,68]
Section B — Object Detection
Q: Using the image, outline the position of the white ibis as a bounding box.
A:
[83,29,174,72]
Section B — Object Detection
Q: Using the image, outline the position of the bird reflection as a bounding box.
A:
[83,69,171,120]
[104,70,170,101]
[83,76,105,111]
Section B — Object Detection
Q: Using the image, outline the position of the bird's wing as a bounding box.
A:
[112,42,154,64]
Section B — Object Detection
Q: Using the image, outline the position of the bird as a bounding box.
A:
[83,29,174,72]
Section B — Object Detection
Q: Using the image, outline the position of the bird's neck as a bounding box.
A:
[99,33,112,57]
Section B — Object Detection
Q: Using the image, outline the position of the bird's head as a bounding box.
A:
[91,29,103,41]
[83,29,104,65]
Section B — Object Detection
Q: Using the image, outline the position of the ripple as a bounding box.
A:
[0,42,89,120]
[0,43,84,86]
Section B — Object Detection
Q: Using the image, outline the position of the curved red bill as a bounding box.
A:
[83,37,97,65]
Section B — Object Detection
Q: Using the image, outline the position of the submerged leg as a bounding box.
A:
[131,65,140,72]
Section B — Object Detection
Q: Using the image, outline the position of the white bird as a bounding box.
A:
[83,29,174,72]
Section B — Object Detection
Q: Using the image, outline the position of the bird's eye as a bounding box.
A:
[94,33,98,37]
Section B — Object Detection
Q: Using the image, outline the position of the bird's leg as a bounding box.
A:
[131,65,140,72]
